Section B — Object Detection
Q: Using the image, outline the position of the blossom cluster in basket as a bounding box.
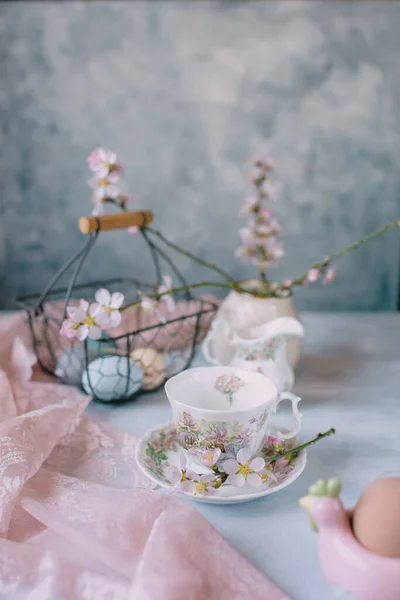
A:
[60,279,176,341]
[60,289,124,341]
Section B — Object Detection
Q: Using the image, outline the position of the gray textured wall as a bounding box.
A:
[1,1,400,311]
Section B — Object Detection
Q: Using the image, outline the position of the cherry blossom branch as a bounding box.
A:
[145,226,237,284]
[276,219,400,294]
[120,279,249,312]
[264,428,336,463]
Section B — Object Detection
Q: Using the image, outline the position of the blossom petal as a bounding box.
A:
[179,452,187,471]
[237,448,251,464]
[249,457,265,473]
[110,292,124,309]
[76,324,89,341]
[79,299,89,313]
[95,289,111,305]
[66,306,76,319]
[92,203,105,216]
[180,480,195,493]
[107,171,120,184]
[108,311,121,328]
[163,295,175,313]
[87,175,101,189]
[231,474,246,487]
[60,320,76,338]
[247,473,262,488]
[96,312,110,329]
[88,326,102,340]
[107,151,117,165]
[95,187,107,201]
[89,302,103,318]
[166,466,182,484]
[185,469,198,481]
[105,185,120,199]
[162,274,172,289]
[200,473,216,483]
[98,148,107,162]
[222,459,239,475]
[205,486,218,496]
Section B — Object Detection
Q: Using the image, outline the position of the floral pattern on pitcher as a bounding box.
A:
[238,334,294,361]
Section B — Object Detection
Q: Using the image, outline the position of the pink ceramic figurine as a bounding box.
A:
[299,478,400,600]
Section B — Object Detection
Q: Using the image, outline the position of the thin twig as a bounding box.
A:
[283,220,400,291]
[146,226,236,284]
[265,428,336,463]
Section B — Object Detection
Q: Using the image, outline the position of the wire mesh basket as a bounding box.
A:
[17,211,218,403]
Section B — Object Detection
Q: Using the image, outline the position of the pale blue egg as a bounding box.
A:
[55,346,95,387]
[81,355,143,402]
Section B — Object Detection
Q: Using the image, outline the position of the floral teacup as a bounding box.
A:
[165,366,302,464]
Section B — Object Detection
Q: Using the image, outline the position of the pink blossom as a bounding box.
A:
[138,292,166,324]
[267,436,284,452]
[305,268,320,284]
[259,207,272,220]
[88,173,120,201]
[240,196,258,214]
[260,179,277,201]
[92,202,106,217]
[322,265,338,285]
[167,454,219,496]
[223,448,265,488]
[91,288,124,328]
[192,474,219,497]
[60,299,109,341]
[283,279,292,287]
[157,274,175,313]
[200,448,221,467]
[87,148,123,179]
[128,226,139,236]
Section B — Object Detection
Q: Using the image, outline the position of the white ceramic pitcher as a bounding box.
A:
[203,316,304,392]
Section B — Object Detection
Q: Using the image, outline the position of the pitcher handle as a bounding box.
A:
[202,329,221,365]
[272,392,302,440]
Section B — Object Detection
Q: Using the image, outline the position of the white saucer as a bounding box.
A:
[135,421,307,504]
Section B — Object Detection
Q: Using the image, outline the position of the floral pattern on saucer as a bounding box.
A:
[137,421,307,504]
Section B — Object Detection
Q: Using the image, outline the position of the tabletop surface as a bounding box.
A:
[86,312,400,600]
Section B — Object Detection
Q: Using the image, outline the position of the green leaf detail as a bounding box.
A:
[146,445,155,457]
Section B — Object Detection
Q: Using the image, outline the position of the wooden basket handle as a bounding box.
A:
[78,210,153,234]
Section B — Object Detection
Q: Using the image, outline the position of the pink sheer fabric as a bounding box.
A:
[0,312,291,600]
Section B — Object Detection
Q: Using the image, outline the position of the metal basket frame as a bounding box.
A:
[17,222,218,402]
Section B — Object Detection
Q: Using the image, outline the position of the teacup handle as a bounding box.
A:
[272,392,302,440]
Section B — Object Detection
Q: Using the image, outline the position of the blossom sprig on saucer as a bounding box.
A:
[167,453,220,497]
[166,429,336,497]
